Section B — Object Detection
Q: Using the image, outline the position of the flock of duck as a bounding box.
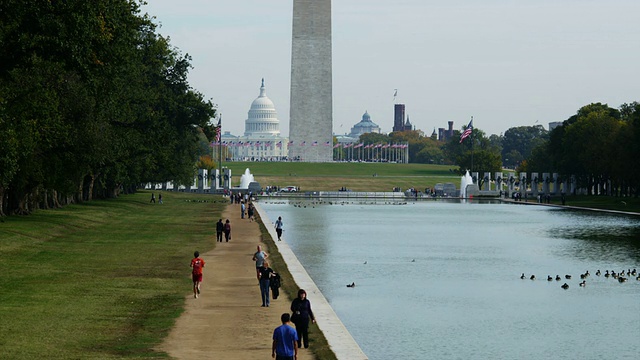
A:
[521,268,639,289]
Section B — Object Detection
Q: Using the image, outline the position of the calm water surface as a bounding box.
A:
[260,200,640,360]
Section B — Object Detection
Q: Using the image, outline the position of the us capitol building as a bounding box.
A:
[221,79,289,161]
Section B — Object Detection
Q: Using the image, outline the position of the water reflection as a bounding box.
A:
[260,200,640,360]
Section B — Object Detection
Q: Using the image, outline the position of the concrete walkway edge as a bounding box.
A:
[255,203,369,360]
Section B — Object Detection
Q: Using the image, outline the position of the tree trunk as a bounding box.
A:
[52,190,62,208]
[41,189,50,210]
[15,193,29,215]
[0,186,5,217]
[87,173,96,201]
[76,178,84,203]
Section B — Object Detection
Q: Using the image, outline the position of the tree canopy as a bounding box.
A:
[524,102,639,196]
[0,0,216,216]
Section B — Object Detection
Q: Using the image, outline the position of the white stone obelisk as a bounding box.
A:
[289,0,333,162]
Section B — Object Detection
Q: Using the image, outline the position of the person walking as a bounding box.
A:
[253,245,268,280]
[275,216,284,241]
[272,313,298,360]
[158,193,163,204]
[150,192,155,203]
[258,261,275,307]
[216,218,224,242]
[290,289,315,349]
[190,251,205,299]
[241,201,246,219]
[223,219,231,242]
[248,203,255,222]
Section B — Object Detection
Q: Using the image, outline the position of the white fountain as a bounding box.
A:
[460,170,474,198]
[239,168,255,189]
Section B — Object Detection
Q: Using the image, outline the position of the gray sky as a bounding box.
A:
[142,0,640,138]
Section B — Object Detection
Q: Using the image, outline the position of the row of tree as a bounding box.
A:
[524,102,640,196]
[0,1,216,216]
[356,101,639,197]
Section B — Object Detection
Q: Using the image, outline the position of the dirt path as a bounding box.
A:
[158,203,314,360]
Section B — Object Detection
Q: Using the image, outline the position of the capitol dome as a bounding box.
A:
[245,79,280,136]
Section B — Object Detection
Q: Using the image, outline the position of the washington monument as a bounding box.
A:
[289,0,333,162]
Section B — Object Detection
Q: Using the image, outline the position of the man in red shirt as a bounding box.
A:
[190,251,205,299]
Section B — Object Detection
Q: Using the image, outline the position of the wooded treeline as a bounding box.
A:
[357,101,639,198]
[0,0,216,216]
[524,102,640,196]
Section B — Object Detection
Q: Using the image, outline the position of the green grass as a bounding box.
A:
[224,162,460,191]
[0,191,226,359]
[555,194,640,213]
[0,191,337,359]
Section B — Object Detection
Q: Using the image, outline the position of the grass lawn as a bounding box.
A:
[0,191,225,359]
[0,191,338,360]
[224,162,461,191]
[559,194,640,213]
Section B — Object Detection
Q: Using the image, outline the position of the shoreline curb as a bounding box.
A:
[255,203,369,360]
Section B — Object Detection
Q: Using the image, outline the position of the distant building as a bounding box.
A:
[438,121,455,141]
[221,79,288,161]
[349,111,381,138]
[393,104,405,132]
[392,104,413,132]
[548,121,563,131]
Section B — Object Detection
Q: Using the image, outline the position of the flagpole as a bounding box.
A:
[218,114,223,188]
[470,116,474,173]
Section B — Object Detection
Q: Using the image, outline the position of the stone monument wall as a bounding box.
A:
[289,0,333,162]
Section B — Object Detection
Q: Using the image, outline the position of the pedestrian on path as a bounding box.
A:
[190,251,205,299]
[216,218,224,242]
[248,203,255,222]
[272,313,298,360]
[253,245,268,280]
[259,261,275,307]
[275,216,284,241]
[223,219,231,242]
[290,289,315,349]
[241,201,246,219]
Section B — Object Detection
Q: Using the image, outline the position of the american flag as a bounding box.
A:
[214,117,221,143]
[460,118,473,143]
[300,141,306,146]
[276,141,282,148]
[312,141,318,146]
[333,143,341,149]
[288,141,294,146]
[324,141,331,146]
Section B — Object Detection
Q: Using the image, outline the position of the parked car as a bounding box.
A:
[280,186,298,193]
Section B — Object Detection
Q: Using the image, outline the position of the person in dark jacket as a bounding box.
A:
[216,219,224,242]
[223,219,231,242]
[290,288,315,349]
[270,272,281,300]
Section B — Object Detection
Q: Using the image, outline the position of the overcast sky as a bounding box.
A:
[141,0,640,138]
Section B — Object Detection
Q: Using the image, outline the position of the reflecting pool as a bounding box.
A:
[259,200,640,360]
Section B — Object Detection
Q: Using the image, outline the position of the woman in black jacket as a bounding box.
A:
[290,288,315,348]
